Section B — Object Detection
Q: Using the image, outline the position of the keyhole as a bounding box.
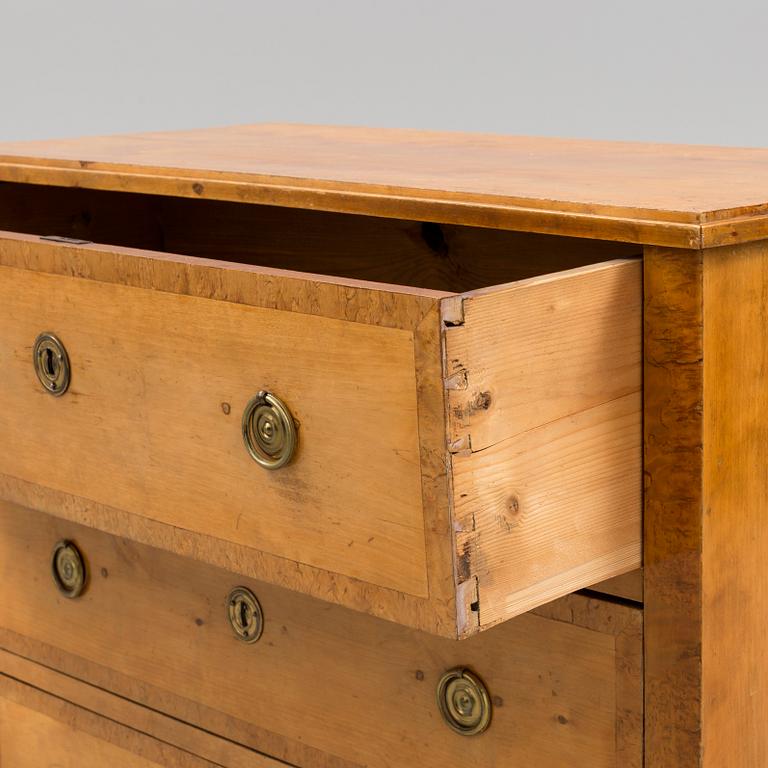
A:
[44,348,54,376]
[239,600,250,630]
[44,347,57,379]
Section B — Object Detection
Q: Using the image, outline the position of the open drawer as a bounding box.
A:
[0,183,641,637]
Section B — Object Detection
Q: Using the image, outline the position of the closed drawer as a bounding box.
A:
[0,188,641,635]
[0,501,643,768]
[0,655,284,767]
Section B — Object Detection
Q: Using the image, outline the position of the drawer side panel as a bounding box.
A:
[445,260,643,632]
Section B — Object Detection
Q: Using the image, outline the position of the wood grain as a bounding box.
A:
[0,182,641,293]
[445,261,642,632]
[0,654,294,768]
[644,245,704,767]
[4,124,768,247]
[0,501,642,768]
[3,124,750,215]
[701,240,768,767]
[445,261,642,447]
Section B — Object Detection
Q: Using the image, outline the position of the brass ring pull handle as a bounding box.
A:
[51,540,87,599]
[33,332,70,396]
[242,391,297,470]
[436,668,492,736]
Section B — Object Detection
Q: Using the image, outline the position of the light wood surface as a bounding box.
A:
[0,680,288,768]
[446,261,642,446]
[0,261,429,596]
[3,124,768,247]
[445,260,642,631]
[0,698,168,768]
[0,501,642,768]
[0,654,292,768]
[702,240,768,767]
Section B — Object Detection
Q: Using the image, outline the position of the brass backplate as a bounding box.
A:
[51,540,87,599]
[33,332,70,396]
[227,586,264,643]
[242,391,297,470]
[436,668,492,736]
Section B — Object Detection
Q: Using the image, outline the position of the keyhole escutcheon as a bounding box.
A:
[226,586,264,644]
[33,332,71,396]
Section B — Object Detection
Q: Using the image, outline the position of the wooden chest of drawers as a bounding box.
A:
[0,124,767,767]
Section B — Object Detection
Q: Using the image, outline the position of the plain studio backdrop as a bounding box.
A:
[0,0,766,145]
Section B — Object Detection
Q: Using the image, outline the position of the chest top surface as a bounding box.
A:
[1,123,768,248]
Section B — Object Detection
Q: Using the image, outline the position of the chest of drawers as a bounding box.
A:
[0,125,766,767]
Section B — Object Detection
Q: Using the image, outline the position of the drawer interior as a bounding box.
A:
[0,181,640,292]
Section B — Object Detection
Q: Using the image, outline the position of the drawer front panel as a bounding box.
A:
[0,263,429,596]
[0,697,167,768]
[0,661,285,768]
[0,502,643,768]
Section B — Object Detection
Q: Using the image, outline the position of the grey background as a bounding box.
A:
[1,0,767,146]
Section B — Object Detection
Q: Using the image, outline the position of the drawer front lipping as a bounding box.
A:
[0,501,643,768]
[0,262,429,596]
